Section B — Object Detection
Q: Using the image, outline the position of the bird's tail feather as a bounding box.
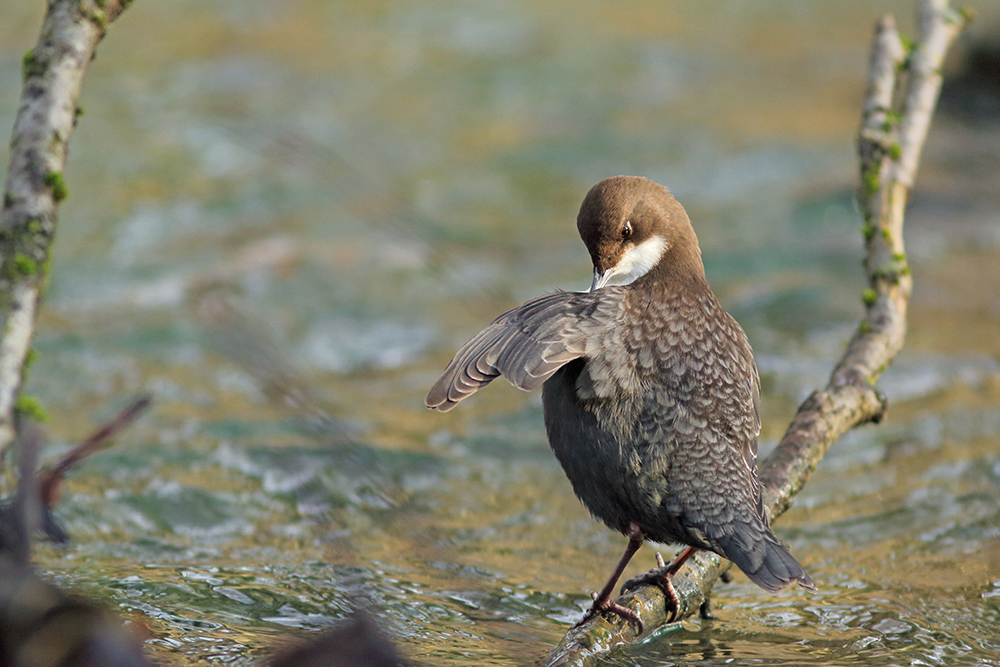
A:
[722,530,816,592]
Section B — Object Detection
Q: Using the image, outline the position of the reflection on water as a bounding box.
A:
[3,0,1000,665]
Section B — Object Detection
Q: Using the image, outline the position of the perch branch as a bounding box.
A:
[0,0,134,455]
[540,2,967,664]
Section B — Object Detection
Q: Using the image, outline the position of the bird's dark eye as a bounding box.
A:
[621,222,632,239]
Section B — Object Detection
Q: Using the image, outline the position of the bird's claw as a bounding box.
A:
[571,591,643,633]
[621,552,681,623]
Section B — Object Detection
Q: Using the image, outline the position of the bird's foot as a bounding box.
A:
[620,547,696,623]
[571,591,643,632]
[621,553,680,622]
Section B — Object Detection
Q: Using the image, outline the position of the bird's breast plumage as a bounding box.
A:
[542,281,763,547]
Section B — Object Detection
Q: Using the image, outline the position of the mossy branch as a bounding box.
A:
[0,0,135,454]
[539,2,967,664]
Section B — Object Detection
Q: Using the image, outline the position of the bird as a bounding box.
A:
[425,175,815,627]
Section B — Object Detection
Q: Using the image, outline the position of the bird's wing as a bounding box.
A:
[425,290,605,412]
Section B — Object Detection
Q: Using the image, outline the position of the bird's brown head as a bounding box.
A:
[577,176,705,291]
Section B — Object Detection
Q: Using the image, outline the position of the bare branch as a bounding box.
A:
[0,0,135,453]
[540,2,968,664]
[891,0,969,188]
[38,394,152,508]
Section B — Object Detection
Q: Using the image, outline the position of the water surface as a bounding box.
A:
[2,1,1000,664]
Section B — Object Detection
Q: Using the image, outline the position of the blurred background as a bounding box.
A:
[2,1,1000,665]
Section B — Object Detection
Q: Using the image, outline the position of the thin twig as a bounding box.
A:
[540,2,968,664]
[38,394,153,508]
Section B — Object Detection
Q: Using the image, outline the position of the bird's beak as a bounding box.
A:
[589,267,613,292]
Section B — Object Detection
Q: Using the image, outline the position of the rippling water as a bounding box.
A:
[3,0,1000,665]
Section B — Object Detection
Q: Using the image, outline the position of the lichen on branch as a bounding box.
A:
[0,0,136,454]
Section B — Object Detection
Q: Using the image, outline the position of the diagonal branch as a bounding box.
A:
[0,0,135,455]
[540,2,968,664]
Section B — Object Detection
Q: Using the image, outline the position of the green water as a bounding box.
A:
[2,1,1000,664]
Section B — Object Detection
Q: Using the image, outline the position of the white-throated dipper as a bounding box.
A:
[426,176,815,627]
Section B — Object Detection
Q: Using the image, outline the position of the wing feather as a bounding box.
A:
[426,291,604,411]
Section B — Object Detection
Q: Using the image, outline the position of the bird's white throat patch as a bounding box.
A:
[603,235,667,287]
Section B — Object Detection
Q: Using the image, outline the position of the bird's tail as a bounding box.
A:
[721,529,816,592]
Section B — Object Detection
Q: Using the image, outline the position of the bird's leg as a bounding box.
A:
[621,546,698,622]
[571,523,645,630]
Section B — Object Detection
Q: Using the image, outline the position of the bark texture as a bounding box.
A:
[0,0,134,453]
